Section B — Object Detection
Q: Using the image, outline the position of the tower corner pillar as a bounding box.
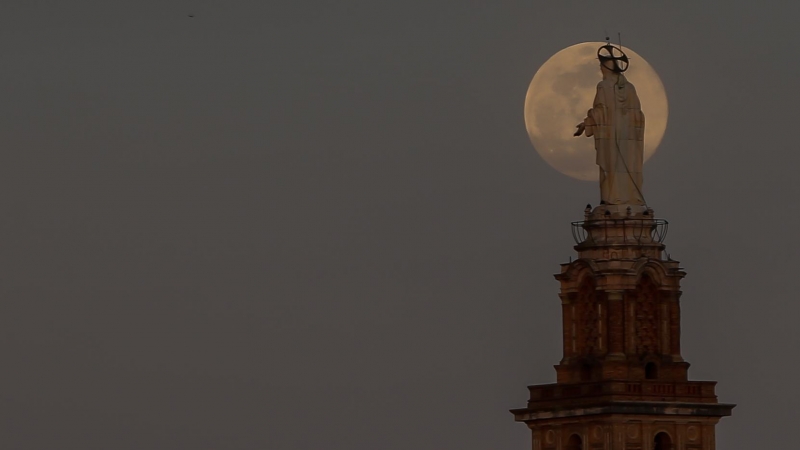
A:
[606,289,625,358]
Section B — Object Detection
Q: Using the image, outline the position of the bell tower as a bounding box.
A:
[556,206,689,386]
[511,206,734,449]
[513,42,734,449]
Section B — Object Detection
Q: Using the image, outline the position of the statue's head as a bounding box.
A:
[597,44,629,74]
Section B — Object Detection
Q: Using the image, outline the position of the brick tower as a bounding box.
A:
[511,204,734,450]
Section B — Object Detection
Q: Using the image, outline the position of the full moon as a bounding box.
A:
[525,42,668,181]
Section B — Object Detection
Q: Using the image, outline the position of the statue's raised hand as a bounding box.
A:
[573,123,585,137]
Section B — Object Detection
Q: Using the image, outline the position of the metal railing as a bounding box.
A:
[570,218,669,245]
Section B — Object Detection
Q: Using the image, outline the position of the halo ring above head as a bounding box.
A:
[597,44,629,73]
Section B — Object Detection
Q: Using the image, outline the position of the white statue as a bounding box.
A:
[574,44,645,206]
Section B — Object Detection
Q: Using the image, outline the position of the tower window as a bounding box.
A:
[566,434,583,450]
[580,364,592,381]
[654,432,672,450]
[645,362,658,380]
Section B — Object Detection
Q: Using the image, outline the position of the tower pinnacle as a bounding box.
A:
[511,206,734,449]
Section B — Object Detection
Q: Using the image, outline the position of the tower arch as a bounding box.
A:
[634,273,660,356]
[654,431,673,450]
[566,434,583,450]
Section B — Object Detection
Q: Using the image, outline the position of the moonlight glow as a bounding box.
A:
[525,42,668,181]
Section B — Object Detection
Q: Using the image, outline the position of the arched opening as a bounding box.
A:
[634,275,659,355]
[645,362,658,380]
[576,276,600,357]
[566,434,583,450]
[654,432,672,450]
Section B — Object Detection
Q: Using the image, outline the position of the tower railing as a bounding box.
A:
[570,218,669,246]
[525,379,718,406]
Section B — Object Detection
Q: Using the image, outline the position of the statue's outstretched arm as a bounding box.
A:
[575,109,596,137]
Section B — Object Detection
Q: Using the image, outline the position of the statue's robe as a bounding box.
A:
[583,74,645,205]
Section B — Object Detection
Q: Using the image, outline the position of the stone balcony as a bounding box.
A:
[524,379,719,410]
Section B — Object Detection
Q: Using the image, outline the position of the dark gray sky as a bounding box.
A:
[0,1,797,449]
